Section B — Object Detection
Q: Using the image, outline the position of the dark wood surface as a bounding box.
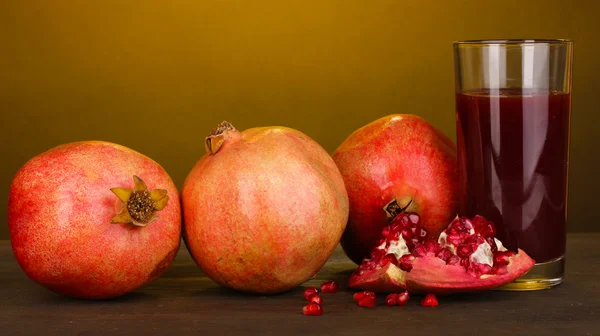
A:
[1,234,599,335]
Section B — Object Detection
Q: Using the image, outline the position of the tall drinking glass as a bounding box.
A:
[453,39,573,290]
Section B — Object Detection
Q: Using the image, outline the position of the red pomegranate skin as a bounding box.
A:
[8,141,181,299]
[333,115,459,264]
[182,125,349,294]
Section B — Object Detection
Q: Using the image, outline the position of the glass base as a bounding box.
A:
[494,256,564,291]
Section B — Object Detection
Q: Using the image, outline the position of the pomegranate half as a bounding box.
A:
[348,212,535,294]
[333,114,459,264]
[8,141,182,299]
[182,122,349,294]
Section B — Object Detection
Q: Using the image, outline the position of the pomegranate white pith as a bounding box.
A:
[348,213,535,295]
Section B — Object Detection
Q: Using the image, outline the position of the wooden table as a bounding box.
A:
[1,234,599,335]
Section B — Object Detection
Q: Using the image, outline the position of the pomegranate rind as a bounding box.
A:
[347,263,407,293]
[405,249,535,295]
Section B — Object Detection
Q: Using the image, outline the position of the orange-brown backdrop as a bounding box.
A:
[2,1,599,239]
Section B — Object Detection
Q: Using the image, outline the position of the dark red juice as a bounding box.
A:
[456,89,571,263]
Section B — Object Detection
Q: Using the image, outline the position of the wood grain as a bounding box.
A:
[1,234,599,335]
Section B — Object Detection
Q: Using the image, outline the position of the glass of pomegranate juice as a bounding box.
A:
[453,39,573,290]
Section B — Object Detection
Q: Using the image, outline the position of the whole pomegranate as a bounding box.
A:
[348,212,535,294]
[8,141,181,299]
[333,115,459,264]
[182,121,349,294]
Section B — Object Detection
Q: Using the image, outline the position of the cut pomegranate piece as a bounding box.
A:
[308,293,322,305]
[348,213,535,295]
[320,281,339,293]
[302,303,323,316]
[302,287,318,300]
[421,294,438,307]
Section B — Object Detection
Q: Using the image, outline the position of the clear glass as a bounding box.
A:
[453,39,573,290]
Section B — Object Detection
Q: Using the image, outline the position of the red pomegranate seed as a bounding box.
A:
[398,254,415,271]
[408,213,420,224]
[436,248,453,262]
[302,287,318,300]
[421,294,438,307]
[358,295,376,308]
[302,303,323,316]
[413,245,428,257]
[320,281,339,293]
[381,226,391,238]
[353,291,375,301]
[397,291,410,306]
[308,293,322,305]
[424,240,441,253]
[385,293,398,306]
[447,255,460,265]
[457,244,475,258]
[494,251,516,265]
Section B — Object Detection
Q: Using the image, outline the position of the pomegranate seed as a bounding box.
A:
[399,215,410,227]
[417,228,428,239]
[363,260,377,270]
[397,291,410,306]
[478,263,493,275]
[408,213,420,224]
[388,230,401,241]
[302,303,323,316]
[424,240,441,253]
[402,229,413,240]
[471,215,488,233]
[385,293,398,306]
[308,293,322,305]
[436,248,453,262]
[447,255,460,265]
[358,295,376,308]
[487,237,498,253]
[370,249,385,260]
[494,251,515,265]
[460,218,473,231]
[457,244,474,258]
[303,287,318,300]
[421,294,438,307]
[353,291,375,301]
[413,245,428,257]
[320,281,339,293]
[381,226,391,238]
[398,254,415,271]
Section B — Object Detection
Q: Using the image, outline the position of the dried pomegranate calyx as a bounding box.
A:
[384,197,417,220]
[110,175,169,227]
[205,121,237,155]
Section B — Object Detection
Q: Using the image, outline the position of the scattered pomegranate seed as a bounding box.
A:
[353,290,374,301]
[421,293,438,307]
[397,291,410,306]
[357,294,376,308]
[302,303,323,316]
[385,293,398,306]
[308,293,323,305]
[320,281,339,293]
[302,287,318,300]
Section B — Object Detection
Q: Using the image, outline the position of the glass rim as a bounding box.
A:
[454,39,573,46]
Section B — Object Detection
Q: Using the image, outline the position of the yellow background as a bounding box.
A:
[1,1,598,238]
